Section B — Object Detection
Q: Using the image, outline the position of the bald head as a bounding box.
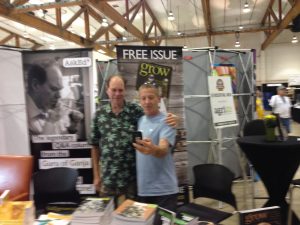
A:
[28,63,63,112]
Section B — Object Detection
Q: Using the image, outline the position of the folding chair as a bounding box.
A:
[177,164,237,224]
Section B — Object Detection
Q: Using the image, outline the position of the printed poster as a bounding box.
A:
[208,76,238,128]
[23,49,95,195]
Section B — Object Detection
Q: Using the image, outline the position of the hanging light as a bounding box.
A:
[235,41,241,48]
[168,0,175,21]
[243,1,250,13]
[101,18,109,27]
[291,35,298,44]
[234,31,241,48]
[23,31,29,38]
[168,11,175,21]
[122,36,127,41]
[239,25,244,30]
[49,44,55,50]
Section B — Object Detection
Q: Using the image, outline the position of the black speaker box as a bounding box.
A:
[291,14,300,32]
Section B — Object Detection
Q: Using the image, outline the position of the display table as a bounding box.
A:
[292,107,300,123]
[237,135,300,225]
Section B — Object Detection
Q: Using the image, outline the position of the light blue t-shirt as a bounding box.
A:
[136,112,178,196]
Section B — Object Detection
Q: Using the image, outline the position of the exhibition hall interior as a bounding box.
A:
[0,0,300,225]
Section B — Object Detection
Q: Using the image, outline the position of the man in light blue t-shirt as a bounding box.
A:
[133,83,178,213]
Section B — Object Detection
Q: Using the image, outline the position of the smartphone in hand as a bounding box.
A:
[132,131,143,143]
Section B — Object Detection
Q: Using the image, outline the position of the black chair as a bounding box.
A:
[33,167,81,216]
[243,119,266,136]
[176,164,237,224]
[288,179,300,225]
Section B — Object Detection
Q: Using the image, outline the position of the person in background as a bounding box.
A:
[256,88,265,119]
[26,61,83,135]
[89,75,178,207]
[269,85,292,133]
[133,83,178,214]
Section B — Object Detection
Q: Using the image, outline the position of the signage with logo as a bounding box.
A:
[208,76,238,128]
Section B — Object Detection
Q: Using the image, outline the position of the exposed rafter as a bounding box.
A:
[261,0,300,50]
[87,0,155,46]
[11,0,29,7]
[201,0,212,46]
[261,0,275,26]
[98,26,278,45]
[0,4,116,57]
[90,2,139,42]
[11,0,83,14]
[0,25,42,49]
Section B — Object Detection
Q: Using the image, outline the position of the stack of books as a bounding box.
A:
[0,200,35,225]
[71,197,114,225]
[238,206,281,225]
[111,199,157,225]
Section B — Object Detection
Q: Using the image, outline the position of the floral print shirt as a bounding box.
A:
[89,102,143,192]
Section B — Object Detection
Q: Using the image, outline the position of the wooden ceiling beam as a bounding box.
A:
[261,0,300,50]
[144,1,164,35]
[145,21,154,37]
[0,34,14,45]
[0,26,42,48]
[201,0,212,46]
[87,5,122,39]
[12,0,29,7]
[261,0,275,26]
[87,0,155,46]
[56,7,62,28]
[90,1,140,42]
[62,6,84,29]
[11,0,83,14]
[0,4,115,57]
[129,0,142,24]
[15,35,20,47]
[269,8,279,24]
[98,26,279,45]
[84,7,90,39]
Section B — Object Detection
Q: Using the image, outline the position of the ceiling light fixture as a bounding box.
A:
[291,35,298,44]
[168,0,175,21]
[101,18,109,27]
[49,44,55,50]
[168,11,175,21]
[234,31,241,48]
[243,1,250,13]
[23,31,29,38]
[239,25,244,30]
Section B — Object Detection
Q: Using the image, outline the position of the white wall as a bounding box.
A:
[258,42,300,83]
[0,49,30,155]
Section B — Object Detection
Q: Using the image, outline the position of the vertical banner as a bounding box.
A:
[23,49,94,195]
[116,45,188,205]
[208,76,238,128]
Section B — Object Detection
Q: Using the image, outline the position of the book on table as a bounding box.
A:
[155,206,199,225]
[71,197,114,225]
[0,200,35,225]
[238,206,281,225]
[111,199,157,225]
